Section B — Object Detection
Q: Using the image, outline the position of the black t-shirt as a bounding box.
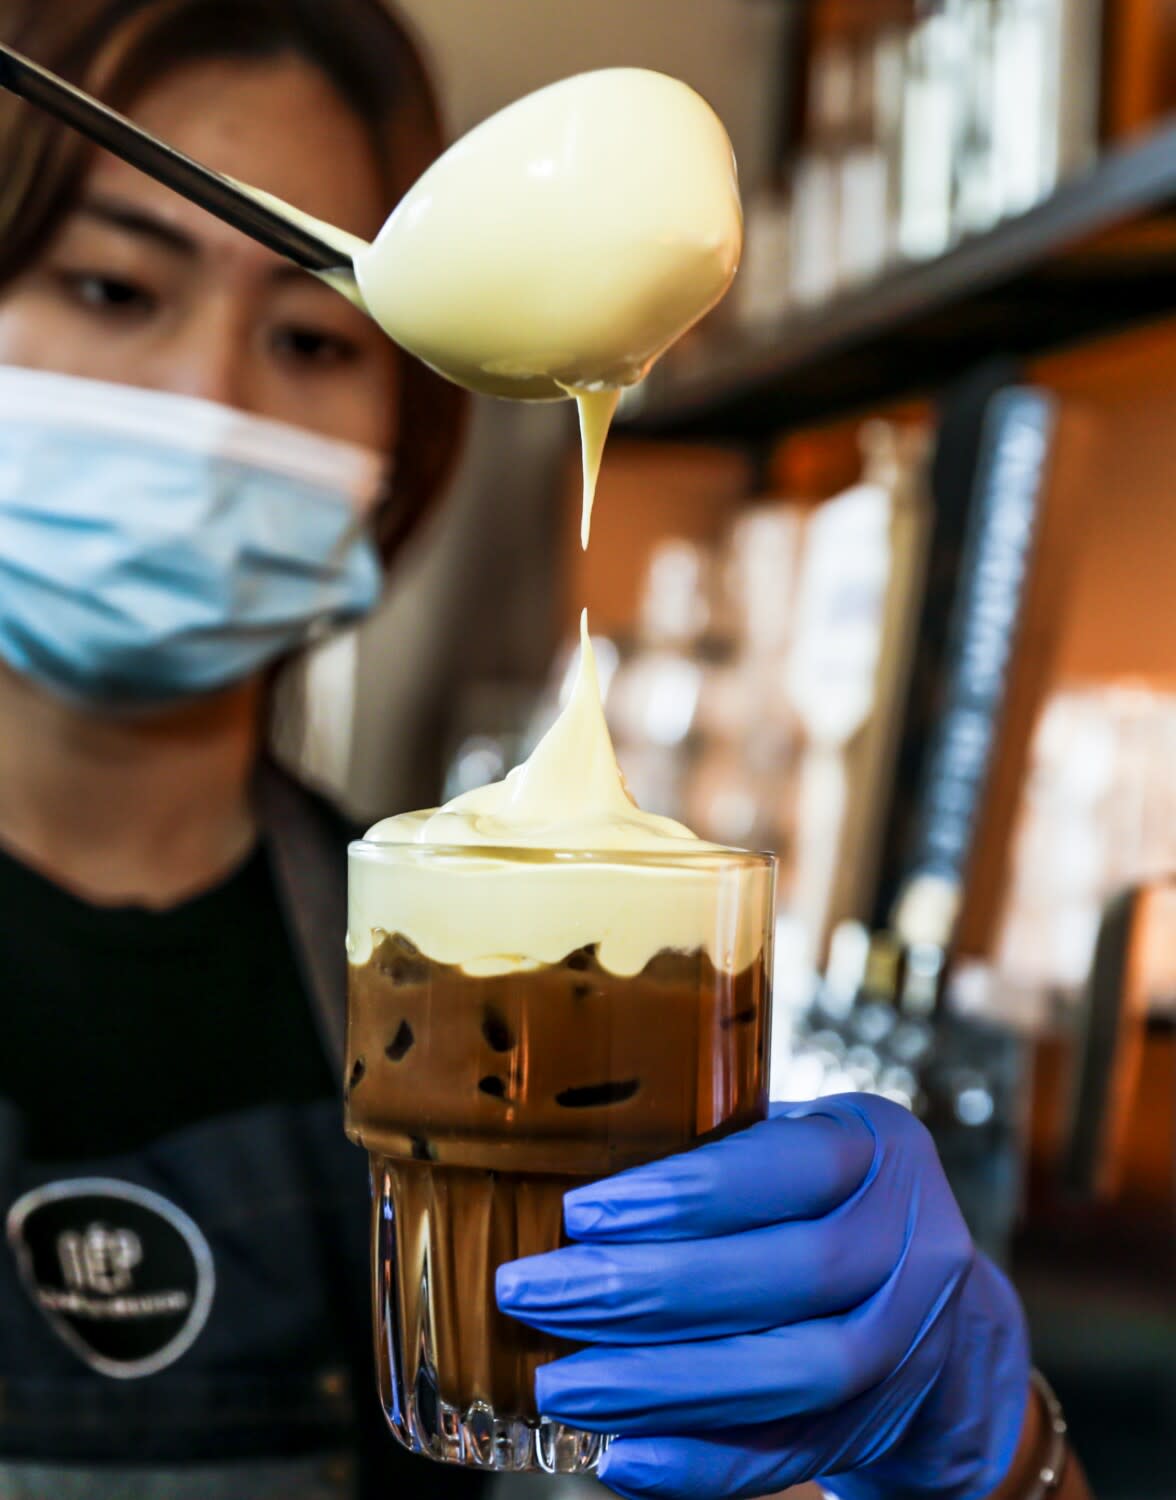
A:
[0,827,492,1499]
[0,840,334,1159]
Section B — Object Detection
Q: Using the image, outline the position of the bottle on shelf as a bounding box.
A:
[790,38,854,306]
[954,0,1003,237]
[783,420,933,971]
[990,0,1103,223]
[898,0,967,262]
[835,31,894,289]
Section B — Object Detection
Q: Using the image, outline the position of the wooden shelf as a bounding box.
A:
[619,119,1176,439]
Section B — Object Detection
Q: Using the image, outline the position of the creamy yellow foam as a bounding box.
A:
[349,617,771,977]
[377,613,699,852]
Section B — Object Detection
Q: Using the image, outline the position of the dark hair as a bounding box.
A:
[0,0,467,563]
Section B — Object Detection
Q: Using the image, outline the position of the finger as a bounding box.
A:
[497,1193,904,1341]
[597,1428,816,1500]
[563,1098,877,1242]
[533,1271,952,1434]
[596,1365,933,1500]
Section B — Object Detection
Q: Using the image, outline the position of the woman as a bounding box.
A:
[0,1,1090,1498]
[0,1,474,1496]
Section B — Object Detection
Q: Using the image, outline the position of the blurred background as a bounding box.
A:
[287,4,1176,1497]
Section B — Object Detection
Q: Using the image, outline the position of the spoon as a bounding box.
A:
[0,41,352,277]
[1,48,743,418]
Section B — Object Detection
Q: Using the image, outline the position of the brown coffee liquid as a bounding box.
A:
[346,935,768,1419]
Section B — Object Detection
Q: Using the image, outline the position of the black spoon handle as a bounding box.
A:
[0,42,352,274]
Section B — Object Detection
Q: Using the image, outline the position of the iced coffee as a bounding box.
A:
[346,842,773,1473]
[344,609,775,1472]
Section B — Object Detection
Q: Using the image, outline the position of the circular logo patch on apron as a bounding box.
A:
[5,1178,215,1378]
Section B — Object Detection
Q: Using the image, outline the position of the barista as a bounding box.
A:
[0,2,1093,1498]
[0,2,477,1496]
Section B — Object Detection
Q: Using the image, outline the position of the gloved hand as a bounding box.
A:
[496,1095,1030,1500]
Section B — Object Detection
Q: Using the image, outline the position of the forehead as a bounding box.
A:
[86,54,390,253]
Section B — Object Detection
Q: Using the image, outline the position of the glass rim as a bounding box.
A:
[348,839,776,870]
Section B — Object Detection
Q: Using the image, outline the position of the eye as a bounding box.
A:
[270,323,361,369]
[56,270,157,319]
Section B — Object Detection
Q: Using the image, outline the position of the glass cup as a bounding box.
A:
[344,842,775,1474]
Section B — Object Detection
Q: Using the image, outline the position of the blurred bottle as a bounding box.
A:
[954,0,1004,237]
[689,502,808,855]
[723,503,806,659]
[791,38,853,306]
[602,537,716,827]
[700,0,1102,375]
[836,31,899,288]
[784,421,933,968]
[898,0,967,262]
[608,649,705,751]
[606,537,715,767]
[991,0,1053,217]
[736,188,793,329]
[995,683,1176,1027]
[990,0,1103,222]
[635,536,717,650]
[872,24,910,273]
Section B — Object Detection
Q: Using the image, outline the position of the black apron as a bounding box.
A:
[0,1095,367,1493]
[0,765,490,1499]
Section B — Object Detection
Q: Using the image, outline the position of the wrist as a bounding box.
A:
[987,1371,1074,1500]
[821,1253,1032,1500]
[984,1378,1042,1500]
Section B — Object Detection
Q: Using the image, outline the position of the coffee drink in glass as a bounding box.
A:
[345,841,774,1474]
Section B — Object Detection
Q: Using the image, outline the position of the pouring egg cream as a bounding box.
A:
[281,65,756,977]
[349,611,768,978]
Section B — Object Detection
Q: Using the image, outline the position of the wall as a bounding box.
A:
[398,0,790,186]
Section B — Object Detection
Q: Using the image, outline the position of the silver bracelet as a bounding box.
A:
[1022,1368,1069,1499]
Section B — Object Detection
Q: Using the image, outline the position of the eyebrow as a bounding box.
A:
[78,195,199,257]
[76,194,332,290]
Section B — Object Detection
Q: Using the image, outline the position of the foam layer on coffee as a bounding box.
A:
[349,616,769,978]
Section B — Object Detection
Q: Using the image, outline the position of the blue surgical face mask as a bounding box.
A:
[0,368,386,708]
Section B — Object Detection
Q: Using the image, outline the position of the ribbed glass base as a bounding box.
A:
[382,1387,608,1473]
[371,1157,610,1473]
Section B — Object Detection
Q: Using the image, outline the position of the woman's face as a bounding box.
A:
[0,53,399,450]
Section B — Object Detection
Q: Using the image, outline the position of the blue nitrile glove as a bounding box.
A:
[496,1095,1030,1500]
